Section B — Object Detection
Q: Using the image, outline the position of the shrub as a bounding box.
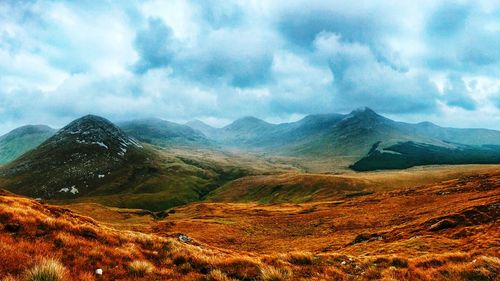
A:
[287,251,314,265]
[24,258,67,281]
[217,256,261,280]
[128,260,155,277]
[390,257,409,268]
[260,265,292,281]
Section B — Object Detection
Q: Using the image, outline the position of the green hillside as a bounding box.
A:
[0,125,56,164]
[0,115,293,211]
[351,142,500,171]
[118,118,212,148]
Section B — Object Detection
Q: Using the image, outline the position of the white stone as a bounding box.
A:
[95,268,103,275]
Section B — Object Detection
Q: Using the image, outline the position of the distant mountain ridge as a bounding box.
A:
[185,107,500,157]
[118,118,211,148]
[0,115,259,211]
[0,125,56,164]
[184,120,219,139]
[2,107,500,172]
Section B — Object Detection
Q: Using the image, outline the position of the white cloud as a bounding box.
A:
[0,0,499,135]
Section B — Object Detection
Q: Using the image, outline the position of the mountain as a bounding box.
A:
[0,115,151,199]
[0,115,273,210]
[118,118,211,148]
[195,108,430,156]
[216,116,277,146]
[0,125,56,165]
[409,121,500,146]
[183,107,500,169]
[291,107,433,156]
[185,120,219,139]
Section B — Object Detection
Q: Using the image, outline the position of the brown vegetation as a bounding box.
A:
[0,167,499,280]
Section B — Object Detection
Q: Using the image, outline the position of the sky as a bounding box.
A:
[1,0,500,134]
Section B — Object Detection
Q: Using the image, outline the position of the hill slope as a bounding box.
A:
[185,119,219,139]
[119,118,212,148]
[2,170,499,280]
[187,107,500,169]
[207,165,500,203]
[0,125,56,164]
[351,142,500,171]
[0,115,294,211]
[0,115,151,199]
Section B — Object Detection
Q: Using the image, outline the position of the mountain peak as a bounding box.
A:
[349,107,377,116]
[235,116,267,123]
[337,107,391,130]
[185,119,213,129]
[225,116,272,131]
[1,115,146,199]
[0,125,55,141]
[343,107,385,120]
[48,114,142,156]
[0,125,57,165]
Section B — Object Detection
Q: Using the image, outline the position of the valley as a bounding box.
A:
[4,1,500,279]
[0,110,499,280]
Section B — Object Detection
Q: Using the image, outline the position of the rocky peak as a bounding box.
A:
[48,115,142,157]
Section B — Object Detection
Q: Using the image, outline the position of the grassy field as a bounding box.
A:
[0,167,499,280]
[1,164,499,280]
[0,147,297,211]
[207,165,500,203]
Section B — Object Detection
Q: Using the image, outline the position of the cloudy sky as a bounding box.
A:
[1,0,500,134]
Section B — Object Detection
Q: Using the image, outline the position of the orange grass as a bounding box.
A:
[0,169,499,280]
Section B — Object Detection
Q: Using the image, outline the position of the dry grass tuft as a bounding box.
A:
[2,275,20,281]
[24,258,67,281]
[260,265,292,281]
[128,260,155,277]
[76,272,95,281]
[207,269,238,281]
[286,251,315,265]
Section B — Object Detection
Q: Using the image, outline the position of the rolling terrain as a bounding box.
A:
[2,107,499,172]
[0,115,293,211]
[207,165,500,203]
[185,107,500,169]
[1,167,498,280]
[0,110,499,280]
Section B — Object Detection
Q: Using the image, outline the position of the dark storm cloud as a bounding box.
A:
[133,17,176,73]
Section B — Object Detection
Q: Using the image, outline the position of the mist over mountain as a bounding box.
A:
[185,107,500,159]
[0,115,262,210]
[118,118,212,148]
[184,120,219,139]
[1,107,499,175]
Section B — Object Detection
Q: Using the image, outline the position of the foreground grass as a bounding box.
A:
[24,259,67,281]
[0,169,499,280]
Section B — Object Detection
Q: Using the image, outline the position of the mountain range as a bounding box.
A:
[0,108,499,210]
[0,115,279,210]
[1,107,499,167]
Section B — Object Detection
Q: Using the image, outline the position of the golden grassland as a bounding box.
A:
[207,164,500,203]
[0,166,499,280]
